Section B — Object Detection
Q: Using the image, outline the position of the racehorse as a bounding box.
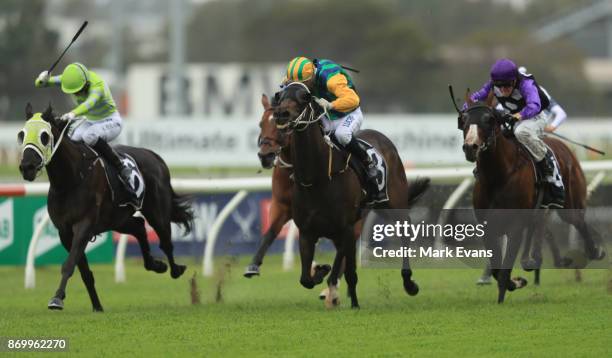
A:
[459,94,606,303]
[244,94,295,277]
[245,94,356,302]
[18,104,194,311]
[272,82,430,308]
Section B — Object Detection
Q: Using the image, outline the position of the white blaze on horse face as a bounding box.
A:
[465,124,482,147]
[268,114,273,122]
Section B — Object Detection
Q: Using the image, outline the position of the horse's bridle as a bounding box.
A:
[275,82,326,132]
[462,104,503,153]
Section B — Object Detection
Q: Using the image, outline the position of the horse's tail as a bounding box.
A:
[405,177,430,208]
[170,189,195,235]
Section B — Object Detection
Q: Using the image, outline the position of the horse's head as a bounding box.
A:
[271,82,314,131]
[257,94,290,169]
[458,92,502,162]
[18,103,65,181]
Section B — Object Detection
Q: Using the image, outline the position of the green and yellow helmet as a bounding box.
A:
[18,113,53,165]
[285,57,315,83]
[60,62,89,94]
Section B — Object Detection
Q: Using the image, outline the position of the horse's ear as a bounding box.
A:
[25,103,33,119]
[261,94,270,110]
[485,90,496,108]
[272,92,281,107]
[464,88,473,106]
[42,103,53,122]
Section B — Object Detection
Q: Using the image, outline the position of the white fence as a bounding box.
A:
[2,161,610,288]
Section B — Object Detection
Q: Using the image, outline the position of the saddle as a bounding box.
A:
[326,135,389,205]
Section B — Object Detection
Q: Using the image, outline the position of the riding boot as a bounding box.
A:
[344,137,386,203]
[536,149,565,209]
[93,139,138,203]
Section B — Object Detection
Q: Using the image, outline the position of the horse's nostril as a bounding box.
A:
[471,144,478,150]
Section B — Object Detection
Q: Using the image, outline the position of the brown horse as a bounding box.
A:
[273,82,429,308]
[246,94,358,302]
[459,95,606,303]
[243,94,295,278]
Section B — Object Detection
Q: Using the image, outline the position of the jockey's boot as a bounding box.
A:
[93,139,138,204]
[345,137,386,204]
[536,149,565,209]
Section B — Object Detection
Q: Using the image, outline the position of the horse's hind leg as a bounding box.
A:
[401,237,418,296]
[343,231,360,309]
[574,220,606,261]
[116,216,168,274]
[324,246,345,308]
[149,219,185,279]
[77,256,103,312]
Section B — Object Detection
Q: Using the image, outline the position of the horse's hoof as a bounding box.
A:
[589,247,606,261]
[351,303,360,310]
[476,276,492,285]
[510,277,528,291]
[93,306,104,312]
[319,287,329,300]
[312,264,331,285]
[557,257,573,268]
[300,278,315,289]
[48,297,64,310]
[170,264,186,279]
[521,259,539,272]
[564,250,588,269]
[243,264,260,278]
[146,260,168,274]
[403,280,419,296]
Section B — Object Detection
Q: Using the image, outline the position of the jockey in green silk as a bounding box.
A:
[35,63,137,203]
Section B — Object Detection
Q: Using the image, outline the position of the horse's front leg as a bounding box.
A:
[244,201,290,278]
[298,233,319,289]
[324,242,345,308]
[49,219,94,310]
[497,228,527,304]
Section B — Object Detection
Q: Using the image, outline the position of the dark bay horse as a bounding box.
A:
[273,83,429,308]
[459,96,606,303]
[18,104,194,311]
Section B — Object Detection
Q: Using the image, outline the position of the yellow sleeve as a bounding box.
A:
[326,73,360,112]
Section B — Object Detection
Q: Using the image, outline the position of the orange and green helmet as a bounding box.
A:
[285,57,315,83]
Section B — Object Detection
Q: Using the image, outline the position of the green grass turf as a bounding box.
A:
[0,254,610,357]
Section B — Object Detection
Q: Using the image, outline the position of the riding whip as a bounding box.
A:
[48,21,88,74]
[548,132,605,156]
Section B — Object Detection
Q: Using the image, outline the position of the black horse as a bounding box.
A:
[273,83,429,308]
[18,104,194,311]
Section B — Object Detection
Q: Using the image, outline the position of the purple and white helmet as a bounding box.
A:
[490,58,518,82]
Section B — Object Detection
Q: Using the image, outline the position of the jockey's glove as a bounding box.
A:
[35,71,50,86]
[314,97,333,111]
[60,112,76,122]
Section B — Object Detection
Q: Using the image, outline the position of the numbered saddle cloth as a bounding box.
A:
[99,152,145,210]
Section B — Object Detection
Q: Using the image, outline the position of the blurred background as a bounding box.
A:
[1,0,611,267]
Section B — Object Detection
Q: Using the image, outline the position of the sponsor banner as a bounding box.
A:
[0,197,113,266]
[1,118,611,166]
[361,209,611,269]
[117,191,293,259]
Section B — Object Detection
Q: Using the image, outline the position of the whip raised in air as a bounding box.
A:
[48,21,88,74]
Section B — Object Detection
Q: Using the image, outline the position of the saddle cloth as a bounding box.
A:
[99,152,145,210]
